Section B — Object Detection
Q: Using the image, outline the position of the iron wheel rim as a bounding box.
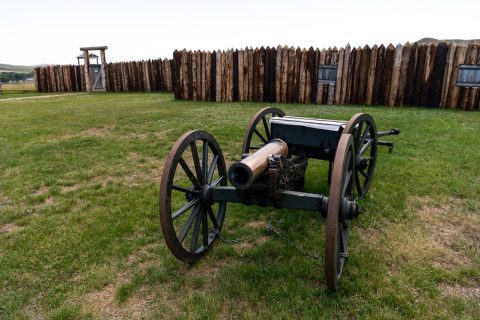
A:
[325,134,354,291]
[241,107,285,154]
[343,113,378,200]
[159,130,227,262]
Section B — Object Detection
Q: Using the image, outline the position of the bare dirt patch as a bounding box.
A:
[89,155,164,189]
[84,285,121,319]
[127,152,141,161]
[34,185,48,196]
[76,125,115,138]
[230,235,271,251]
[125,243,162,271]
[130,129,171,141]
[439,283,480,300]
[0,195,14,210]
[21,301,47,320]
[358,196,479,272]
[61,185,80,193]
[233,241,255,251]
[245,220,265,228]
[83,273,154,319]
[35,125,115,145]
[189,259,228,277]
[413,196,478,269]
[256,236,270,245]
[0,223,22,233]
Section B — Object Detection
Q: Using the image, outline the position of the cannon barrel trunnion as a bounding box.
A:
[159,107,400,290]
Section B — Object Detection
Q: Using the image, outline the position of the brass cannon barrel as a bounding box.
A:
[228,139,288,190]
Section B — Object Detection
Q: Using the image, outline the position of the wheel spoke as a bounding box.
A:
[355,122,364,146]
[360,139,373,155]
[179,158,200,188]
[261,116,271,140]
[190,142,204,185]
[190,211,202,253]
[355,173,362,196]
[172,198,200,220]
[206,205,218,228]
[202,208,209,246]
[342,170,353,196]
[172,185,201,194]
[177,205,200,244]
[254,129,267,144]
[210,175,224,188]
[341,226,349,253]
[359,169,368,178]
[360,124,371,146]
[207,154,218,184]
[202,141,209,183]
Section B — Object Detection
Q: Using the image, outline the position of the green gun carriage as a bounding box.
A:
[159,107,399,290]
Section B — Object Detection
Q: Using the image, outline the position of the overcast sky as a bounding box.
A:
[2,0,479,65]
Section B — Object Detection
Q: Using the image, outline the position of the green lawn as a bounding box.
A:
[0,83,50,100]
[0,93,479,319]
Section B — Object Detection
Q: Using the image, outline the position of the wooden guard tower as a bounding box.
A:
[79,46,108,92]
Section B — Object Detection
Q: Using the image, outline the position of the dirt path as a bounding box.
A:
[0,92,87,102]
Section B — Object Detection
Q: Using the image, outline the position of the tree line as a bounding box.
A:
[0,71,34,83]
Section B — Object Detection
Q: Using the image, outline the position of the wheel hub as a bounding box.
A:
[356,156,368,171]
[340,197,360,220]
[201,185,214,205]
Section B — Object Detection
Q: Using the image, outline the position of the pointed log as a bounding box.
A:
[358,45,371,104]
[215,51,221,101]
[351,47,362,104]
[287,47,296,103]
[372,45,385,105]
[340,44,351,104]
[316,49,327,104]
[440,44,457,108]
[446,46,467,108]
[366,45,378,105]
[334,47,345,104]
[388,43,403,106]
[427,42,448,108]
[396,42,411,106]
[419,44,437,106]
[238,50,244,102]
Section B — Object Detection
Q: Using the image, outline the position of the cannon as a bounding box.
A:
[159,107,400,290]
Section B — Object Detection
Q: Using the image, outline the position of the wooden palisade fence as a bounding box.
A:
[173,42,480,110]
[34,58,174,93]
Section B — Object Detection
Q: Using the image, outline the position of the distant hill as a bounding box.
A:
[0,64,36,73]
[416,38,480,46]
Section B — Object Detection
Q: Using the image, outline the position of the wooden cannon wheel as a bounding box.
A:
[241,107,285,154]
[325,134,355,290]
[159,130,227,262]
[343,113,378,200]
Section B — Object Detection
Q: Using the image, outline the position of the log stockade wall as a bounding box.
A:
[173,42,480,110]
[34,58,174,93]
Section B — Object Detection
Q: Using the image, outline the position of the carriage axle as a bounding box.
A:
[208,186,360,220]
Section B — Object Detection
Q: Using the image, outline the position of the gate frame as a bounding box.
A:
[79,46,108,92]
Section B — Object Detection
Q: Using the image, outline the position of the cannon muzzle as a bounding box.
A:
[228,139,288,190]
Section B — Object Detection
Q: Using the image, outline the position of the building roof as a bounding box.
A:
[77,53,99,59]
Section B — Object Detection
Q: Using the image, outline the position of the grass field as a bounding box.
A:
[0,82,43,100]
[0,93,479,319]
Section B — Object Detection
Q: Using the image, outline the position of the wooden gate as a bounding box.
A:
[89,64,104,91]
